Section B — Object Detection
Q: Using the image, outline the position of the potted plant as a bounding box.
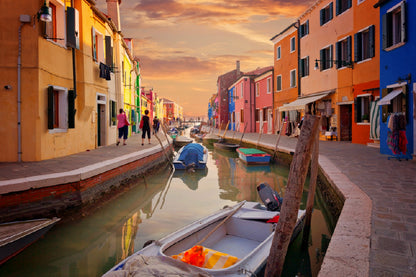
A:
[362,114,369,123]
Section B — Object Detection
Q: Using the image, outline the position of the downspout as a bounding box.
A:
[296,20,301,97]
[71,0,76,99]
[17,22,24,162]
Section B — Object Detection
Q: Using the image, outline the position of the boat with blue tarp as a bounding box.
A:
[173,143,208,170]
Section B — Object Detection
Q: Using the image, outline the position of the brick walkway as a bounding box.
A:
[0,129,415,276]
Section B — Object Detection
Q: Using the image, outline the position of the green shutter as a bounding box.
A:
[336,0,340,15]
[92,28,97,61]
[329,2,333,20]
[47,86,54,129]
[68,90,76,128]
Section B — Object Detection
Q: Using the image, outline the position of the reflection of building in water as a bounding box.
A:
[212,150,239,200]
[121,212,142,260]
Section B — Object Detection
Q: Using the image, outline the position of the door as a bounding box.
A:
[259,109,263,133]
[97,103,106,146]
[268,109,273,134]
[340,104,352,141]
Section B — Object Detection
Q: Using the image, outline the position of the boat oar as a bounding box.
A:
[195,200,246,246]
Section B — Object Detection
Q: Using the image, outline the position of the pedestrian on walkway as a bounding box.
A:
[153,116,160,135]
[116,109,130,146]
[140,109,151,145]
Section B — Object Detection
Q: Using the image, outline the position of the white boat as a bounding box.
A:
[103,201,305,277]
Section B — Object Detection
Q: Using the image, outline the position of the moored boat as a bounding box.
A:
[173,135,193,148]
[202,133,220,144]
[0,217,60,265]
[236,148,271,165]
[173,143,208,170]
[213,141,240,151]
[103,201,305,277]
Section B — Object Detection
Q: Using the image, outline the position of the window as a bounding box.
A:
[336,0,352,15]
[336,36,352,69]
[263,108,267,121]
[320,2,333,26]
[267,78,272,93]
[355,26,375,62]
[109,100,117,126]
[240,83,244,98]
[47,86,75,130]
[256,83,260,97]
[300,56,309,77]
[92,28,104,63]
[276,75,282,91]
[319,45,334,71]
[290,37,296,52]
[240,109,244,123]
[300,20,309,38]
[255,109,260,121]
[276,46,281,60]
[381,86,407,122]
[354,95,371,123]
[290,69,296,88]
[382,1,407,50]
[44,0,66,47]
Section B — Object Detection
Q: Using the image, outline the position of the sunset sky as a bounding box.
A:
[97,0,314,119]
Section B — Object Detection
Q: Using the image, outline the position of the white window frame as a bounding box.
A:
[267,77,272,94]
[276,75,282,92]
[383,1,406,51]
[45,0,66,48]
[290,69,297,88]
[49,85,68,133]
[290,37,296,53]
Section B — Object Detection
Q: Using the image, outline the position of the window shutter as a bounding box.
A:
[329,45,334,68]
[329,2,334,20]
[354,33,361,61]
[66,7,79,49]
[320,49,324,71]
[105,36,113,69]
[336,0,340,15]
[47,86,54,129]
[335,41,341,69]
[92,28,97,61]
[306,56,309,76]
[354,97,358,123]
[382,13,390,50]
[320,9,324,26]
[401,1,407,43]
[300,59,304,77]
[306,20,309,35]
[348,0,352,9]
[369,25,375,58]
[347,36,352,63]
[68,90,77,128]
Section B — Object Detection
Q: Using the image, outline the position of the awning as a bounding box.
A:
[377,88,402,106]
[279,92,331,112]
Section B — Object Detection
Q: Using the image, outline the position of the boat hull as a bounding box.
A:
[213,142,240,151]
[104,202,305,277]
[0,218,60,265]
[237,148,271,165]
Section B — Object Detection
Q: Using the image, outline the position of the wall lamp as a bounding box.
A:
[37,0,52,22]
[314,59,354,70]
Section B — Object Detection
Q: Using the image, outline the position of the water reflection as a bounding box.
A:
[0,142,333,277]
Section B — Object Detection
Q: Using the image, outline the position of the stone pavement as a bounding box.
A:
[1,129,415,276]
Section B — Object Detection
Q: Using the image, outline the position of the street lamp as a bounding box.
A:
[37,0,52,22]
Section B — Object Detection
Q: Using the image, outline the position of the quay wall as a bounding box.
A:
[0,144,173,223]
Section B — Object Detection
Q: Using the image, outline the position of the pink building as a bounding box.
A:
[254,67,274,134]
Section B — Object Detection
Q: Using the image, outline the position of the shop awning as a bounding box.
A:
[377,88,402,106]
[279,92,331,112]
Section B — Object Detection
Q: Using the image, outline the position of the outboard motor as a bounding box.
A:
[257,183,283,211]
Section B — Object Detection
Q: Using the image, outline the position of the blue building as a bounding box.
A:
[375,0,415,160]
[208,102,213,124]
[228,86,236,130]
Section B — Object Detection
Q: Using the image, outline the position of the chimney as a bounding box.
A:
[236,60,240,75]
[106,0,121,31]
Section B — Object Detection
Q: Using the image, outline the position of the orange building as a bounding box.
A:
[270,23,299,134]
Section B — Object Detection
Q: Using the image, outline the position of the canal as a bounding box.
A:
[0,141,335,277]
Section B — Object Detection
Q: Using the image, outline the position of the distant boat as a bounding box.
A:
[213,141,240,151]
[173,143,208,170]
[173,135,193,148]
[103,201,305,277]
[202,133,221,144]
[237,148,271,165]
[0,217,60,265]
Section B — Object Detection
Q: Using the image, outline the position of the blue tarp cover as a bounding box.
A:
[178,143,204,163]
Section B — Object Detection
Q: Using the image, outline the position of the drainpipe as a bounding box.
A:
[17,16,31,162]
[71,0,76,98]
[296,20,301,97]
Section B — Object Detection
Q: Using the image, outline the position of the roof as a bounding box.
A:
[270,22,298,41]
[244,66,274,77]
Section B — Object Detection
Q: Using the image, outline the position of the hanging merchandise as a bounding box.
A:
[386,113,408,159]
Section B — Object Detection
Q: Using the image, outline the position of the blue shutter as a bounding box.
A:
[329,45,334,68]
[336,0,340,15]
[320,49,324,71]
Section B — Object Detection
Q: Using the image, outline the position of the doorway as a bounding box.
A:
[339,104,352,141]
[97,94,107,146]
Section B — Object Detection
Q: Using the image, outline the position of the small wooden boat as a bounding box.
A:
[0,217,60,265]
[173,143,208,170]
[202,133,220,144]
[237,148,271,165]
[103,201,305,277]
[174,135,193,148]
[213,141,240,151]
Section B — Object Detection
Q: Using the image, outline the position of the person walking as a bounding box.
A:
[116,109,130,146]
[140,109,151,145]
[153,116,160,135]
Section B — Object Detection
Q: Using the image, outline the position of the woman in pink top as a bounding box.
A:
[116,109,130,146]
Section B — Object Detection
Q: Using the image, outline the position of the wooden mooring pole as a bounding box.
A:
[264,114,320,277]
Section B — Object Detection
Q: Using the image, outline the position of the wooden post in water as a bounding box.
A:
[256,123,263,148]
[222,121,230,138]
[264,114,320,277]
[302,117,320,249]
[239,123,248,145]
[272,121,285,161]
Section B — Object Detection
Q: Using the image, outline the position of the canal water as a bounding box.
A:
[0,141,334,277]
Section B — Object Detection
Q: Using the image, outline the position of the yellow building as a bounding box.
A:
[0,0,134,161]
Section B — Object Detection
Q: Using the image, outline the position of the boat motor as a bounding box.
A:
[257,183,283,211]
